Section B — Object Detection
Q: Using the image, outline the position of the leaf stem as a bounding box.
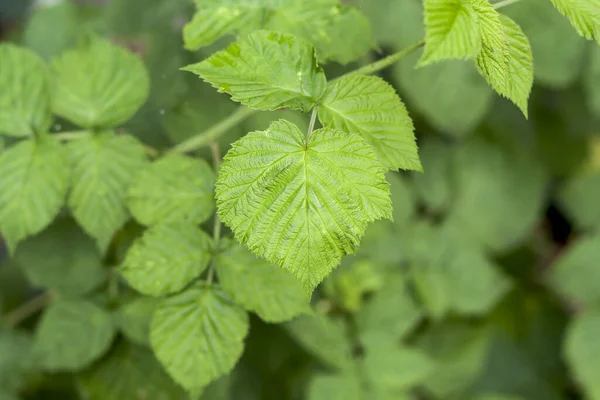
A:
[52,130,91,141]
[306,106,318,140]
[493,0,523,8]
[3,292,53,328]
[343,39,425,78]
[170,107,256,154]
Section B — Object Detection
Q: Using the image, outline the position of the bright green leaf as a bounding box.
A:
[215,238,309,323]
[0,137,69,252]
[127,154,215,226]
[420,0,481,66]
[216,120,391,292]
[150,283,249,391]
[550,0,600,44]
[67,132,148,252]
[183,31,327,112]
[565,309,600,400]
[308,374,362,400]
[50,36,150,128]
[33,299,116,372]
[120,222,212,296]
[318,75,421,171]
[14,218,107,296]
[113,296,158,346]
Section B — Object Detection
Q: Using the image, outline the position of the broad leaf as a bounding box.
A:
[14,218,107,296]
[113,296,158,346]
[67,132,148,251]
[33,299,116,371]
[50,36,150,128]
[0,44,51,137]
[308,374,362,400]
[183,31,327,112]
[120,222,212,296]
[150,283,249,391]
[565,309,600,400]
[0,329,34,393]
[215,238,309,323]
[127,154,215,226]
[550,0,600,44]
[77,340,187,400]
[420,0,481,66]
[216,120,392,292]
[0,137,69,252]
[318,75,421,171]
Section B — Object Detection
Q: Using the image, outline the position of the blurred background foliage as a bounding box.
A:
[1,0,600,399]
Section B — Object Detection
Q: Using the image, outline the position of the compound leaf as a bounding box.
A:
[33,299,116,372]
[420,0,481,65]
[0,44,51,137]
[127,154,215,226]
[565,309,600,400]
[319,75,421,171]
[120,222,212,296]
[150,283,249,391]
[550,0,600,44]
[216,120,391,292]
[0,137,69,253]
[50,36,150,128]
[215,238,309,323]
[183,31,327,112]
[67,132,148,252]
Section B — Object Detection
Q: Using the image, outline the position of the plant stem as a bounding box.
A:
[306,107,318,140]
[170,107,256,154]
[343,39,425,78]
[3,292,53,328]
[52,130,91,141]
[494,0,523,8]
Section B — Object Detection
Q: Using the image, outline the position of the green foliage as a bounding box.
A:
[550,0,600,43]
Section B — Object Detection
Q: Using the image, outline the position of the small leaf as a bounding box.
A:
[0,137,69,252]
[215,238,309,323]
[319,75,421,171]
[0,44,51,137]
[67,132,148,252]
[50,36,150,128]
[150,283,249,391]
[120,222,212,296]
[550,0,600,44]
[113,296,158,346]
[565,309,600,400]
[127,154,215,226]
[216,120,391,292]
[420,0,481,66]
[14,218,107,296]
[33,299,116,372]
[183,31,327,112]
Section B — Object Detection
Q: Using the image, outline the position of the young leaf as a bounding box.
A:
[67,132,148,252]
[150,283,249,391]
[113,296,158,346]
[318,75,421,171]
[0,137,69,252]
[419,0,481,66]
[33,299,116,372]
[50,36,150,128]
[0,44,52,137]
[127,154,214,226]
[77,341,187,400]
[216,120,392,292]
[473,1,533,117]
[565,309,600,400]
[214,238,309,323]
[119,222,212,296]
[14,218,107,297]
[183,31,327,112]
[550,0,600,44]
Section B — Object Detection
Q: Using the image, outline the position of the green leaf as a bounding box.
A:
[565,309,600,400]
[127,154,215,226]
[0,44,51,137]
[546,234,600,307]
[50,36,150,128]
[474,4,533,117]
[318,75,421,171]
[14,218,107,296]
[308,374,362,400]
[150,283,249,391]
[216,120,391,292]
[322,259,383,312]
[215,238,309,323]
[77,340,187,400]
[411,138,454,214]
[420,0,481,66]
[283,313,352,370]
[113,296,158,346]
[33,299,116,372]
[585,45,600,115]
[183,31,327,112]
[550,0,600,44]
[67,132,148,251]
[0,329,34,393]
[120,222,212,296]
[471,395,527,400]
[0,137,69,252]
[558,171,600,231]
